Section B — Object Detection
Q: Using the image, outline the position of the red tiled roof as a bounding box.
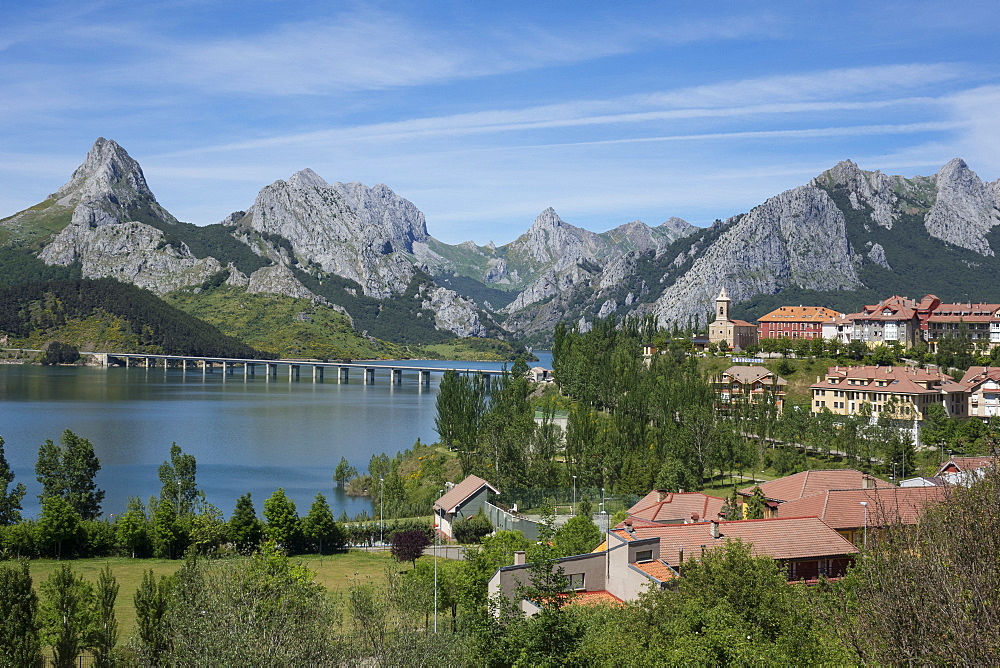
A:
[562,590,625,607]
[731,319,757,327]
[632,558,678,582]
[810,365,965,396]
[627,491,727,523]
[720,366,788,387]
[739,469,891,502]
[758,306,842,323]
[776,487,947,530]
[936,456,995,475]
[432,475,499,513]
[612,516,858,565]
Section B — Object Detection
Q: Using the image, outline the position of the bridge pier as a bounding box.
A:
[339,367,349,383]
[364,368,375,384]
[420,370,431,386]
[267,363,278,378]
[289,364,300,380]
[392,368,403,384]
[313,365,324,382]
[480,372,492,390]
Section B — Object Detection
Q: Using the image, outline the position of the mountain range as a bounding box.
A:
[2,138,999,349]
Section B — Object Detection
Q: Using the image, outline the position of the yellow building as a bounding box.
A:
[810,365,967,421]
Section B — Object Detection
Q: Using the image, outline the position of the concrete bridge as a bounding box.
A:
[81,351,502,386]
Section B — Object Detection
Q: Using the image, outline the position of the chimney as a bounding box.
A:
[861,475,873,490]
[678,488,684,494]
[657,490,667,502]
[678,546,684,564]
[445,481,455,491]
[514,551,526,566]
[710,520,721,539]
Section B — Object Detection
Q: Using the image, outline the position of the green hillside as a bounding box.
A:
[165,286,404,360]
[0,279,269,358]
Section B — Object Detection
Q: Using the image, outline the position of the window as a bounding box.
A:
[636,550,653,561]
[567,573,585,591]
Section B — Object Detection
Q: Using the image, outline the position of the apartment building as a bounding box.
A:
[810,365,967,420]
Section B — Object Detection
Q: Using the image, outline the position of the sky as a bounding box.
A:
[2,1,998,245]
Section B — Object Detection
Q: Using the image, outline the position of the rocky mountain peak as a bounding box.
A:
[288,168,328,189]
[53,138,157,208]
[924,157,1000,256]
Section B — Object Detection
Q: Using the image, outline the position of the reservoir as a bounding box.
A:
[0,353,550,520]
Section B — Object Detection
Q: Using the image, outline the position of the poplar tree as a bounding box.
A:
[91,565,118,668]
[40,564,96,668]
[35,430,104,520]
[0,436,26,525]
[0,560,43,667]
[158,442,200,516]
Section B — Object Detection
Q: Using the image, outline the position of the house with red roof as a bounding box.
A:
[626,490,727,524]
[958,367,1000,422]
[844,295,922,348]
[713,365,787,414]
[776,486,947,546]
[738,469,890,507]
[935,455,996,486]
[488,514,858,614]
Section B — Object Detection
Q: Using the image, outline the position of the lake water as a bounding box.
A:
[0,353,551,519]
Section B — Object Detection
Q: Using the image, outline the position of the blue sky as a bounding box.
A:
[2,1,998,244]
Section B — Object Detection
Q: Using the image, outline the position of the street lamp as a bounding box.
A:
[176,480,181,519]
[379,476,384,546]
[859,501,868,549]
[572,475,577,516]
[435,489,442,634]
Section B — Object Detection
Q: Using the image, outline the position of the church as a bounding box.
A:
[708,287,758,351]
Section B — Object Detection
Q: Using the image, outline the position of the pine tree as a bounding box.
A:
[263,488,300,552]
[134,570,172,664]
[228,493,262,554]
[301,492,344,554]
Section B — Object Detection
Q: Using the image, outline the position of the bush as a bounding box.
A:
[39,340,79,365]
[452,510,493,544]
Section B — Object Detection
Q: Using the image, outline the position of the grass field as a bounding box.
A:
[25,550,400,642]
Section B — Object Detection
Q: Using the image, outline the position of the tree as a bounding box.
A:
[744,485,768,520]
[90,564,118,668]
[158,442,200,516]
[0,436,26,525]
[39,340,80,365]
[301,493,345,554]
[115,497,151,558]
[39,564,96,668]
[188,503,228,555]
[451,509,493,544]
[229,493,262,554]
[133,570,172,664]
[263,488,301,552]
[151,498,184,559]
[35,430,104,520]
[37,496,82,559]
[333,456,358,487]
[390,529,431,567]
[552,514,602,557]
[158,546,339,665]
[0,560,43,666]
